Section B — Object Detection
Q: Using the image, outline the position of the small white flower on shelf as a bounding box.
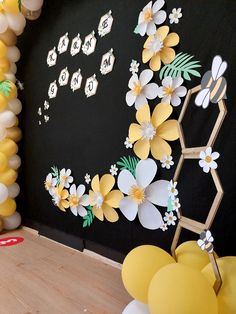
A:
[126,69,158,110]
[84,173,91,185]
[129,60,140,75]
[199,147,220,173]
[164,211,177,226]
[172,197,181,212]
[169,8,183,24]
[68,184,89,217]
[110,164,118,176]
[59,168,73,188]
[168,179,178,200]
[124,137,133,149]
[160,155,174,169]
[160,223,168,231]
[157,76,187,107]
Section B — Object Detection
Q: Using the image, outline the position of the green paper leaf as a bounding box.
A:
[0,80,12,97]
[159,52,202,81]
[51,166,60,186]
[117,156,140,177]
[82,206,95,228]
[18,0,22,12]
[167,197,174,212]
[134,25,139,34]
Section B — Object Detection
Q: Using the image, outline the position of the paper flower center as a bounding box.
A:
[171,187,175,193]
[69,195,79,207]
[45,181,52,190]
[60,175,67,181]
[174,13,179,18]
[164,86,174,96]
[94,192,104,208]
[132,82,142,96]
[148,35,164,53]
[205,156,212,163]
[141,122,156,140]
[144,9,153,22]
[129,185,145,204]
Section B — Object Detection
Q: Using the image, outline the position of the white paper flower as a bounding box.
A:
[68,184,89,217]
[168,180,178,200]
[110,164,118,176]
[44,173,57,196]
[157,76,187,107]
[169,8,182,24]
[85,173,91,184]
[137,0,167,36]
[172,197,181,212]
[129,60,140,75]
[164,211,177,226]
[160,223,168,231]
[124,137,133,149]
[199,147,220,173]
[118,158,169,230]
[59,168,73,188]
[126,69,159,110]
[161,155,174,169]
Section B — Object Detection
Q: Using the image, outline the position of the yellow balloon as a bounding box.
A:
[0,198,16,217]
[0,57,10,73]
[0,29,17,46]
[6,127,22,142]
[0,151,8,172]
[0,93,7,112]
[2,0,19,15]
[0,168,17,185]
[122,245,175,303]
[202,257,236,314]
[148,263,218,314]
[176,241,218,271]
[0,40,7,58]
[0,138,18,156]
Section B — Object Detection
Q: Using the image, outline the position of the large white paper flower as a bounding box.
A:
[126,69,159,110]
[137,0,167,36]
[157,76,187,107]
[117,158,169,230]
[44,173,57,196]
[68,184,89,217]
[59,168,73,188]
[199,147,220,173]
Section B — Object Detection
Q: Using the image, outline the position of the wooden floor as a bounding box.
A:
[0,229,131,314]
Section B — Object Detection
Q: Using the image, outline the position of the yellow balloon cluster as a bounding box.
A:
[122,243,236,314]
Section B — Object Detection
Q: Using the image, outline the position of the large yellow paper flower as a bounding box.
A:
[53,184,69,212]
[142,25,179,72]
[89,174,123,222]
[129,103,179,160]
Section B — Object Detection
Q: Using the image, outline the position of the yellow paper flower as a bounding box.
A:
[53,184,69,212]
[142,25,179,72]
[129,103,179,160]
[89,174,123,222]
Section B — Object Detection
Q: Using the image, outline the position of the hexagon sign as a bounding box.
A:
[82,31,97,56]
[47,47,57,67]
[98,10,113,37]
[57,33,69,54]
[58,67,70,86]
[100,49,115,75]
[48,81,58,99]
[70,69,83,92]
[85,74,98,98]
[70,34,82,57]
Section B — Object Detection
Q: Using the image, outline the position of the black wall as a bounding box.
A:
[17,0,236,262]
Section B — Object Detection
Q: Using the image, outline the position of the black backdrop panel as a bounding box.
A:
[17,0,236,261]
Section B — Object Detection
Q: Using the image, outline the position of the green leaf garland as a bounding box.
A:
[117,156,140,177]
[0,80,12,97]
[83,205,95,228]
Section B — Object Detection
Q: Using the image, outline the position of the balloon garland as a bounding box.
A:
[0,0,44,233]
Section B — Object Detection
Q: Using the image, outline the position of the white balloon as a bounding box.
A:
[10,62,17,74]
[0,183,9,204]
[7,46,21,63]
[8,155,21,170]
[8,183,20,198]
[22,0,43,11]
[0,125,7,141]
[0,111,16,128]
[122,300,150,314]
[4,72,16,83]
[3,211,21,230]
[0,13,8,34]
[6,13,26,33]
[8,99,22,114]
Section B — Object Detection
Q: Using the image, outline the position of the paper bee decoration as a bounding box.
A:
[82,31,97,56]
[100,49,115,75]
[57,32,70,54]
[47,47,57,67]
[195,55,227,109]
[58,67,70,86]
[98,10,113,37]
[70,69,83,92]
[197,230,214,253]
[85,74,98,98]
[48,81,58,99]
[70,33,82,57]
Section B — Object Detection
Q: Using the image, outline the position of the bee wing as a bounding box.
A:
[197,239,205,250]
[206,230,214,243]
[195,88,210,109]
[212,55,228,80]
